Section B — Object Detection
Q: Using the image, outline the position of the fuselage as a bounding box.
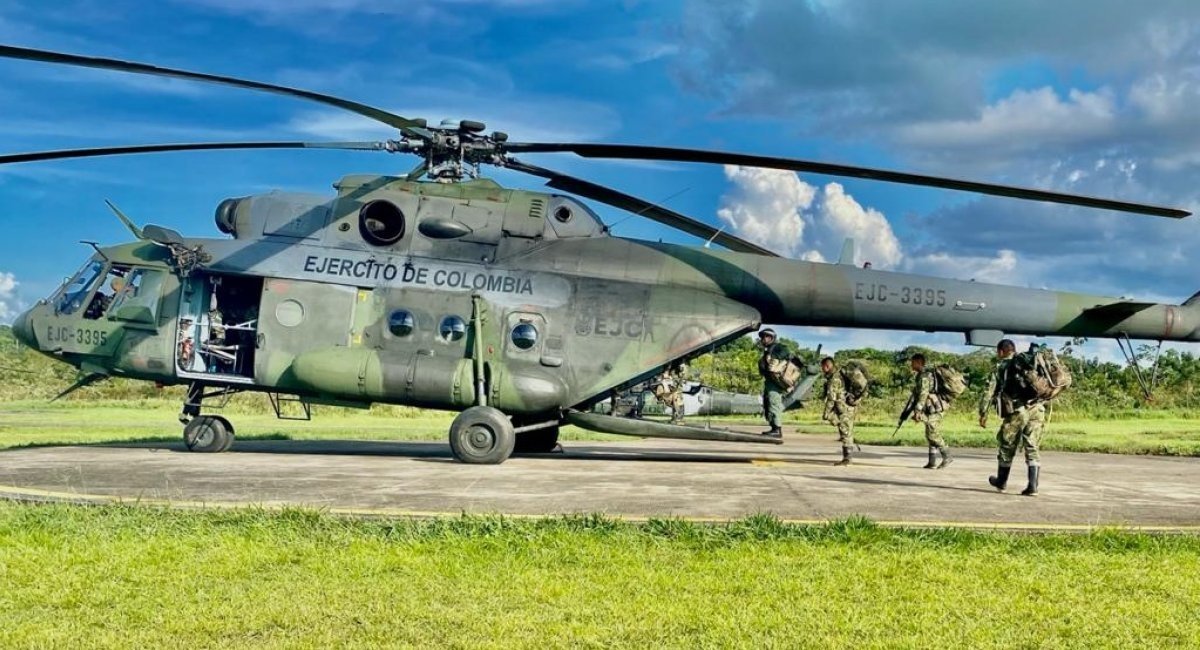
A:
[12,176,1199,420]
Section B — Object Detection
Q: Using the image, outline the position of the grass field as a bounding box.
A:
[2,400,1199,456]
[0,504,1197,648]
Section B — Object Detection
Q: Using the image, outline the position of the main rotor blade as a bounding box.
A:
[0,141,390,165]
[504,143,1191,218]
[0,44,431,138]
[506,158,779,257]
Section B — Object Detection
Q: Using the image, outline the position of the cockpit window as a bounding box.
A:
[54,259,106,316]
[82,265,131,320]
[108,268,164,323]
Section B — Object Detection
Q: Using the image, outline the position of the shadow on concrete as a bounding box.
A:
[811,474,998,495]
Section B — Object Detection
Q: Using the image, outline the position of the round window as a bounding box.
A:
[388,310,415,337]
[511,323,538,350]
[439,315,467,342]
[553,205,573,223]
[358,200,406,245]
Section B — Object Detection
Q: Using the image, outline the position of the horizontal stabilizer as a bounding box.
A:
[566,411,783,445]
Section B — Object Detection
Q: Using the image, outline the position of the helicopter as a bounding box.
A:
[3,44,1197,464]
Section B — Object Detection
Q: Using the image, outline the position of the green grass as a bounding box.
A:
[2,400,1200,455]
[0,504,1197,648]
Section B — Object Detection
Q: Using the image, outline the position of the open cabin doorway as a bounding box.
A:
[176,272,263,384]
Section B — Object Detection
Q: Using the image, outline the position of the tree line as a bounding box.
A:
[4,326,1199,415]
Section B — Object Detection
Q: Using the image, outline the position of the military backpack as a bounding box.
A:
[1011,344,1073,402]
[839,360,871,405]
[933,364,967,400]
[767,356,803,391]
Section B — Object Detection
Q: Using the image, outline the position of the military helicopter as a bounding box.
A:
[4,44,1197,464]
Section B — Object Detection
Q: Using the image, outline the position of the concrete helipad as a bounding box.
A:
[2,433,1198,530]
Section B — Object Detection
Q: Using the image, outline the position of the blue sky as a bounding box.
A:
[2,0,1200,360]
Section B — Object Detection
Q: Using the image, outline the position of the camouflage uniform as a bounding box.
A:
[912,368,951,468]
[980,357,1045,494]
[823,368,856,450]
[758,342,790,431]
[664,362,687,424]
[979,359,1043,467]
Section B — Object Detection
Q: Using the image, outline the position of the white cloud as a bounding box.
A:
[817,182,902,268]
[0,271,19,323]
[897,87,1117,151]
[584,41,680,71]
[716,165,902,267]
[716,165,811,256]
[907,249,1019,284]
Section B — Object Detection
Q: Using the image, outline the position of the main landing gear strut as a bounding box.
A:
[179,382,236,453]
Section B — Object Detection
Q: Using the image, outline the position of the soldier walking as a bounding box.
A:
[664,361,687,425]
[979,339,1044,496]
[821,357,857,466]
[908,353,952,469]
[756,328,791,438]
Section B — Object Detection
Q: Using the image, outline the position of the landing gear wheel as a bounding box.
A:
[210,415,236,452]
[514,427,560,454]
[183,415,232,453]
[449,406,515,465]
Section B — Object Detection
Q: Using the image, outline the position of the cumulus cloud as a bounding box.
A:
[716,165,812,256]
[716,166,901,268]
[679,0,1200,309]
[0,272,19,324]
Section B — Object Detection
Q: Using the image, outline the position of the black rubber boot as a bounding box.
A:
[988,464,1011,491]
[922,448,937,469]
[762,427,782,439]
[937,448,953,469]
[833,446,853,466]
[1021,466,1040,496]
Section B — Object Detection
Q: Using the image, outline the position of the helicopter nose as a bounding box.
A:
[11,308,35,348]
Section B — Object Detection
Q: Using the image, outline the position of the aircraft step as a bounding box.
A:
[566,410,783,445]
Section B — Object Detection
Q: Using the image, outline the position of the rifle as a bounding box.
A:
[892,395,916,437]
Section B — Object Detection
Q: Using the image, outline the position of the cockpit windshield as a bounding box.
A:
[53,258,106,316]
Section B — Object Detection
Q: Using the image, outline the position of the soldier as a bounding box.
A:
[657,360,688,425]
[908,353,952,469]
[979,338,1044,496]
[821,357,856,466]
[756,328,790,438]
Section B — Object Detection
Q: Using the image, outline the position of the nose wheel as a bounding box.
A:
[179,382,236,453]
[183,415,235,453]
[449,406,515,464]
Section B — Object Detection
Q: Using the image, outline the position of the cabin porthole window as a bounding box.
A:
[511,323,538,350]
[439,315,467,342]
[388,310,415,337]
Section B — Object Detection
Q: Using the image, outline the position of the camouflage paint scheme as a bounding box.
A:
[12,176,1200,432]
